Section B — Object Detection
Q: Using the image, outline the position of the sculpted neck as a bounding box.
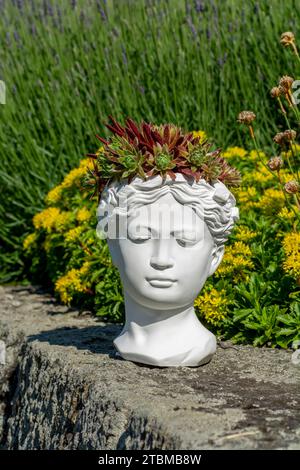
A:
[123,292,194,327]
[113,292,216,367]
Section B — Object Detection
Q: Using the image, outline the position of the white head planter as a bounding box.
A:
[97,173,239,367]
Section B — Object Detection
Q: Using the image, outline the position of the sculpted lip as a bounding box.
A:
[146,277,177,288]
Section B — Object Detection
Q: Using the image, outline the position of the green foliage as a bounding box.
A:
[221,273,287,346]
[276,303,300,348]
[193,144,300,347]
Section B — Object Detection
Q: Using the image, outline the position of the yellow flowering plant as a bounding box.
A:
[225,30,300,346]
[23,157,124,320]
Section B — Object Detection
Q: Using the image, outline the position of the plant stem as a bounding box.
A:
[250,127,275,177]
[293,194,300,212]
[292,43,300,65]
[287,90,300,123]
[275,104,298,179]
[289,142,300,181]
[277,97,286,115]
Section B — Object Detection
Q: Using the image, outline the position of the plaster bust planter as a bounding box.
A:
[89,118,240,367]
[97,174,239,367]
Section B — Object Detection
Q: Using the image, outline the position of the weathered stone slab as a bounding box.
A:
[0,285,299,449]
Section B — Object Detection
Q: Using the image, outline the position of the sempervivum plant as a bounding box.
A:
[85,117,241,199]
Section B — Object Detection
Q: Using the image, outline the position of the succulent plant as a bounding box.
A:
[85,117,241,199]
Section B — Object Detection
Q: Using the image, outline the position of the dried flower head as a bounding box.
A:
[279,75,294,93]
[267,156,284,171]
[273,132,285,146]
[284,180,300,194]
[280,31,295,47]
[270,87,282,98]
[283,129,297,141]
[273,130,296,146]
[237,111,256,125]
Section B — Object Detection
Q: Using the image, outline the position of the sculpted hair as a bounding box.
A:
[96,174,239,250]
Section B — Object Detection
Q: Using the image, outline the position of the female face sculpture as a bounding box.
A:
[97,174,239,367]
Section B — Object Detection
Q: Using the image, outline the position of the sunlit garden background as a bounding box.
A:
[1,0,300,348]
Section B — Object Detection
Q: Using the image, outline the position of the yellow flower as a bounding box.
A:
[222,147,247,160]
[65,226,84,243]
[33,207,72,232]
[192,130,207,143]
[54,261,91,304]
[282,232,300,256]
[221,147,266,162]
[56,211,73,232]
[257,188,285,214]
[46,159,94,204]
[23,232,37,251]
[283,144,300,159]
[55,269,83,304]
[33,207,61,231]
[243,165,274,187]
[96,146,105,156]
[235,225,257,242]
[194,287,228,325]
[215,241,254,282]
[46,184,63,205]
[79,261,90,275]
[278,207,296,220]
[280,170,297,184]
[233,186,258,209]
[282,232,300,280]
[76,207,92,223]
[55,268,84,304]
[292,144,300,153]
[61,167,86,189]
[248,149,266,162]
[79,158,95,169]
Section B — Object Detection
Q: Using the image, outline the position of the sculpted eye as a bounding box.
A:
[176,238,198,247]
[129,236,150,244]
[128,227,151,243]
[174,231,200,247]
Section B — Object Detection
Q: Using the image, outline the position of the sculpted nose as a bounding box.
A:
[150,240,174,270]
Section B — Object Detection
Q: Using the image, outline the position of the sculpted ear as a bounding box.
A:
[208,244,225,277]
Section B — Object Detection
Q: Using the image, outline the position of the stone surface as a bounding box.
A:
[0,285,300,450]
